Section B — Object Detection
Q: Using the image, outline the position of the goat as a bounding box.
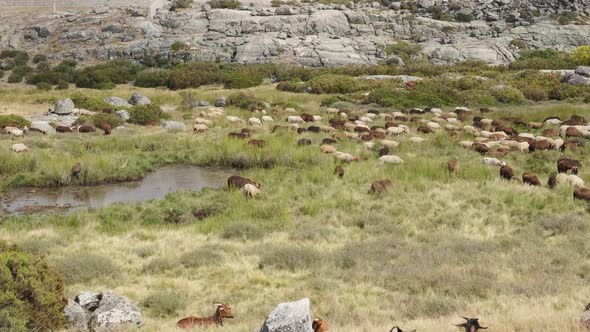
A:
[558,158,581,174]
[369,179,392,194]
[522,172,541,186]
[574,187,590,202]
[447,159,460,174]
[227,175,261,189]
[312,318,330,332]
[71,163,82,177]
[453,316,487,332]
[334,166,344,178]
[177,303,234,328]
[500,165,515,180]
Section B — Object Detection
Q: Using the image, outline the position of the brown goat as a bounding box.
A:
[417,125,434,134]
[447,160,460,174]
[453,316,487,332]
[176,303,234,328]
[56,125,73,133]
[522,172,541,186]
[369,179,392,194]
[562,140,585,151]
[78,125,96,133]
[472,143,490,155]
[97,122,112,135]
[564,115,586,126]
[379,147,390,157]
[494,125,518,136]
[71,162,82,177]
[334,166,344,178]
[574,187,590,202]
[312,318,330,332]
[298,138,312,146]
[297,128,308,134]
[542,128,560,137]
[528,140,551,152]
[227,175,261,189]
[548,172,558,189]
[307,126,321,133]
[558,158,581,174]
[301,114,315,122]
[228,132,250,139]
[566,127,584,138]
[500,165,515,180]
[247,139,266,148]
[322,138,338,145]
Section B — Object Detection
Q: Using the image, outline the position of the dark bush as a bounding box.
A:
[167,62,225,89]
[0,70,3,79]
[0,242,66,331]
[226,92,263,110]
[56,80,69,90]
[492,87,525,104]
[0,50,18,59]
[384,41,423,62]
[7,73,23,83]
[32,54,47,64]
[135,69,171,88]
[510,49,575,70]
[224,67,264,89]
[309,74,362,94]
[276,80,309,93]
[74,60,143,89]
[36,82,52,91]
[170,41,189,51]
[0,114,31,128]
[70,93,112,112]
[455,13,474,22]
[129,104,169,125]
[208,0,240,9]
[12,51,29,66]
[91,113,125,128]
[174,0,194,8]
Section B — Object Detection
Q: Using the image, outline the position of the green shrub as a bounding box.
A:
[226,92,263,110]
[208,0,240,8]
[384,41,423,62]
[12,51,29,66]
[0,242,66,331]
[309,74,361,94]
[32,54,47,64]
[455,13,474,22]
[74,60,143,89]
[7,73,23,83]
[0,114,31,128]
[509,39,527,50]
[142,289,188,317]
[70,93,112,112]
[91,112,125,128]
[170,41,189,51]
[51,253,117,284]
[570,45,590,66]
[174,0,194,8]
[1,59,15,71]
[510,49,575,70]
[224,67,264,89]
[129,104,168,125]
[56,80,69,90]
[135,69,171,87]
[0,50,18,59]
[492,87,525,104]
[167,62,225,89]
[276,80,310,93]
[550,84,590,101]
[553,11,577,25]
[36,82,52,91]
[271,0,283,6]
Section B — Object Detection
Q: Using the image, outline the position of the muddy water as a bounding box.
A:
[1,166,232,215]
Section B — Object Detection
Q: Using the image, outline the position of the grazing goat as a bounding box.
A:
[558,158,581,174]
[369,179,392,194]
[97,122,112,135]
[322,138,338,145]
[56,125,73,133]
[334,166,344,178]
[389,326,416,332]
[298,138,312,146]
[312,318,330,332]
[528,140,551,152]
[177,303,234,328]
[574,187,590,202]
[228,132,249,139]
[500,165,515,180]
[227,175,261,189]
[71,163,82,177]
[242,183,261,197]
[548,172,558,189]
[378,147,390,157]
[247,139,266,148]
[472,142,490,155]
[453,317,487,332]
[78,125,95,133]
[447,160,459,174]
[522,172,541,186]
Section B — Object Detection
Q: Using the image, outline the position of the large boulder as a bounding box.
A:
[54,98,75,115]
[161,121,187,131]
[116,110,130,121]
[215,97,227,107]
[105,96,132,108]
[30,121,56,135]
[564,73,590,86]
[575,66,590,78]
[259,298,312,332]
[64,291,142,332]
[129,93,151,106]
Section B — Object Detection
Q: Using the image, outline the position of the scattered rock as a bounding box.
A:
[215,97,227,107]
[275,6,294,15]
[64,299,89,332]
[116,110,130,121]
[575,66,590,78]
[362,75,422,83]
[94,6,109,14]
[162,121,187,131]
[54,98,75,115]
[129,93,151,106]
[30,121,56,135]
[259,298,312,332]
[105,96,132,108]
[11,143,29,153]
[64,291,142,332]
[386,55,405,66]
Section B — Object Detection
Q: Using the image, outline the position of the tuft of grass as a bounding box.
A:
[50,253,118,284]
[142,289,188,317]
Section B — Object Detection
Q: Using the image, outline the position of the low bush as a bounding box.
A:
[0,114,31,128]
[208,0,241,9]
[0,50,18,58]
[179,246,223,268]
[32,54,47,64]
[0,242,66,331]
[570,45,590,66]
[129,104,169,125]
[50,253,117,284]
[142,289,188,317]
[135,69,171,87]
[74,60,143,89]
[174,0,194,8]
[91,112,125,128]
[226,92,264,110]
[492,86,525,104]
[170,41,189,51]
[276,80,309,93]
[553,11,577,25]
[70,93,112,112]
[167,62,225,89]
[510,49,575,70]
[36,82,52,91]
[384,41,423,62]
[56,80,69,90]
[309,74,361,94]
[224,67,264,89]
[0,70,3,79]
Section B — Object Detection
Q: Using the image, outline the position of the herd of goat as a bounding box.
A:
[199,104,590,202]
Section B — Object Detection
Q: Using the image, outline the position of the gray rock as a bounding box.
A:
[386,55,405,66]
[94,6,109,14]
[215,97,227,107]
[64,299,89,332]
[30,121,56,135]
[260,298,312,332]
[161,121,187,131]
[105,97,132,108]
[54,98,75,115]
[116,110,130,121]
[275,6,294,15]
[129,93,151,106]
[575,66,590,78]
[362,75,422,83]
[88,292,142,332]
[75,291,101,312]
[198,100,211,107]
[102,24,124,34]
[565,73,590,85]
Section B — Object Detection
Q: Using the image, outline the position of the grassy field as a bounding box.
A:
[1,84,590,331]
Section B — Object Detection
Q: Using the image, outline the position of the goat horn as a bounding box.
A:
[479,326,488,329]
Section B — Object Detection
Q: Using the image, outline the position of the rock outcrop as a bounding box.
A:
[259,298,312,332]
[64,291,142,332]
[0,0,589,66]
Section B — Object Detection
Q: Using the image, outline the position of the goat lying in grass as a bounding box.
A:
[176,303,234,328]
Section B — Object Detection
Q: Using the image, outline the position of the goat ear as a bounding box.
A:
[214,302,223,307]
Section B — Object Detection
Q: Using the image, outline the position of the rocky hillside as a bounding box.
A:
[0,0,589,67]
